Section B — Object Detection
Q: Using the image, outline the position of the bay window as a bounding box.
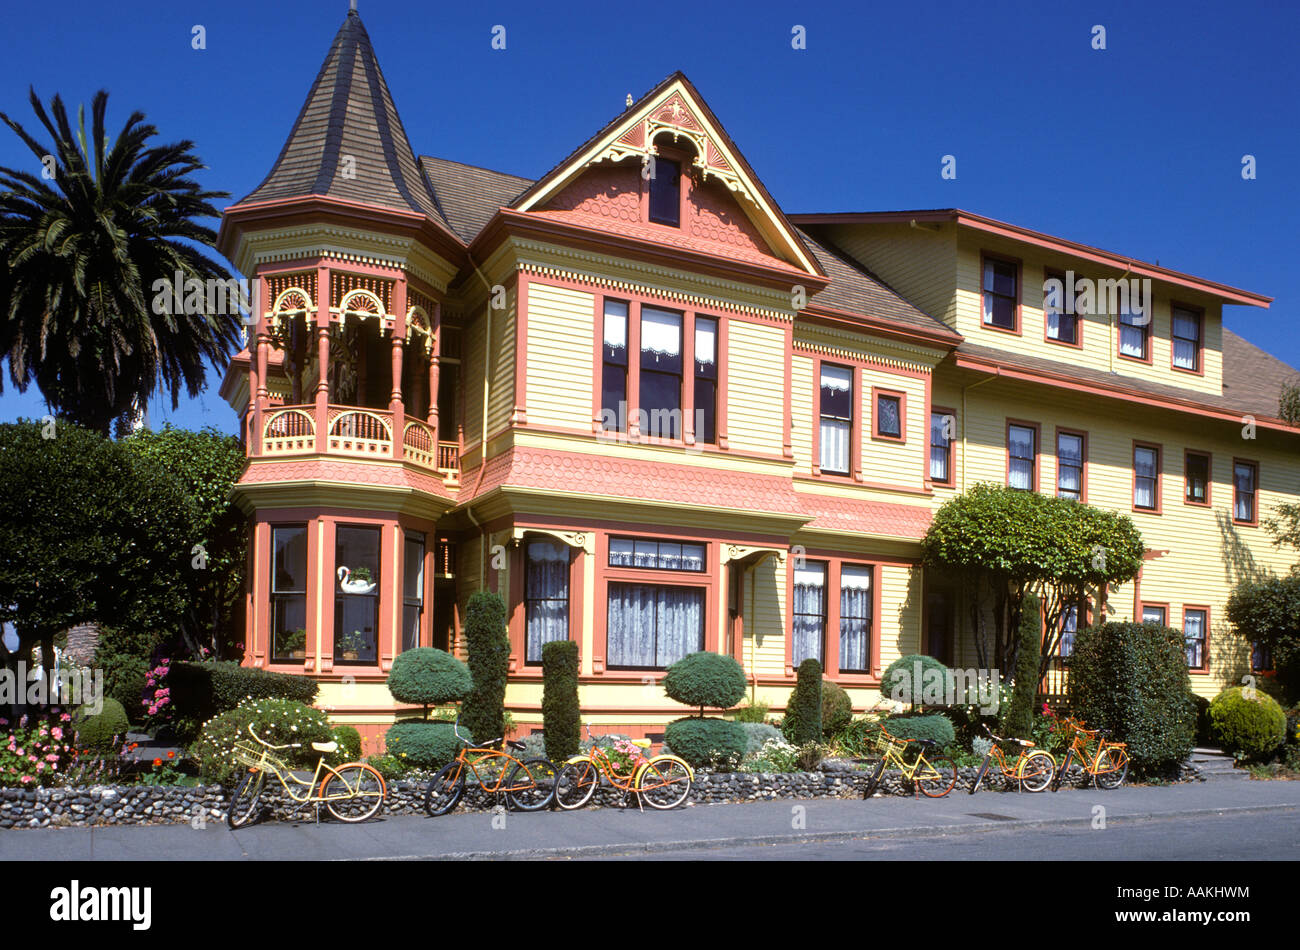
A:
[838,565,872,673]
[335,525,380,664]
[792,562,827,665]
[640,307,683,439]
[601,300,629,432]
[271,525,308,661]
[402,532,425,652]
[694,317,718,443]
[606,535,706,670]
[819,364,853,475]
[525,539,569,664]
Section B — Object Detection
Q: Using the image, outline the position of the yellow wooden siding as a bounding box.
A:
[725,319,787,455]
[461,311,485,450]
[790,354,814,475]
[859,364,928,489]
[821,222,958,325]
[953,236,1224,398]
[525,281,595,430]
[486,290,516,436]
[743,554,787,677]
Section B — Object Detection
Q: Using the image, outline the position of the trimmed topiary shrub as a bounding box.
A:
[1208,687,1286,761]
[663,651,747,715]
[541,639,581,762]
[782,659,823,744]
[169,660,319,740]
[99,652,150,725]
[192,698,336,785]
[738,722,783,756]
[663,716,746,771]
[1004,594,1041,738]
[386,648,473,719]
[883,712,956,748]
[74,698,130,752]
[881,654,950,707]
[384,721,472,770]
[461,591,510,745]
[732,700,770,724]
[332,725,363,760]
[821,680,853,737]
[1068,622,1196,777]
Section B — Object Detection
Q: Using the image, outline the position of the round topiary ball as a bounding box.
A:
[663,716,747,771]
[1208,686,1286,760]
[386,648,473,715]
[74,697,131,752]
[663,651,747,713]
[881,654,950,706]
[384,721,472,770]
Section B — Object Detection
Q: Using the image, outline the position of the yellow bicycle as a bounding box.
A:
[862,726,958,798]
[226,725,387,828]
[555,724,693,810]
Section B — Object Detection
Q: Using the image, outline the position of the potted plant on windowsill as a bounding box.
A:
[337,565,376,594]
[339,629,366,661]
[281,627,307,660]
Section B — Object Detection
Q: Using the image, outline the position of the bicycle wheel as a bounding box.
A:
[863,756,887,798]
[1018,751,1056,793]
[424,761,466,816]
[556,759,600,810]
[637,755,691,810]
[968,756,992,795]
[916,754,958,798]
[1050,748,1072,792]
[321,764,386,822]
[227,768,265,829]
[505,758,559,811]
[1093,747,1129,790]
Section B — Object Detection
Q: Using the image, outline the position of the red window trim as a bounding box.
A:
[811,357,861,482]
[1005,418,1041,492]
[929,405,957,487]
[1139,601,1170,626]
[1182,604,1211,674]
[784,554,885,682]
[507,534,582,676]
[871,387,907,443]
[1132,440,1163,514]
[980,250,1023,336]
[1232,457,1259,527]
[1054,427,1088,503]
[1042,267,1084,349]
[1116,302,1154,365]
[1169,300,1206,377]
[1183,449,1213,508]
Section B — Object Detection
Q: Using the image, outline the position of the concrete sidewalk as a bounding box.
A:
[0,779,1296,861]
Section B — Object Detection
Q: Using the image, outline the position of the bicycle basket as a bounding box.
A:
[232,741,271,769]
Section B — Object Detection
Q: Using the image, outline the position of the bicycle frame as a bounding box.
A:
[447,745,535,795]
[1054,721,1127,785]
[235,734,382,805]
[875,731,940,782]
[572,742,649,792]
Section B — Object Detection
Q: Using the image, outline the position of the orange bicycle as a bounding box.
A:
[1050,717,1129,791]
[423,718,560,815]
[555,724,693,810]
[968,724,1056,794]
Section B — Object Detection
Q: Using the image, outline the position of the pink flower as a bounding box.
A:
[51,728,62,740]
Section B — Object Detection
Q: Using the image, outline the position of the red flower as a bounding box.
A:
[167,750,176,759]
[153,758,163,768]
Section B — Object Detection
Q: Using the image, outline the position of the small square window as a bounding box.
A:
[875,393,902,439]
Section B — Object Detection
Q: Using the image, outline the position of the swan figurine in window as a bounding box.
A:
[337,565,376,594]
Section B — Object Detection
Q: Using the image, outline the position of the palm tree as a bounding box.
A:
[0,89,241,434]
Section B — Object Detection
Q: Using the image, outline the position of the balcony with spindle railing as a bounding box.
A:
[258,405,460,485]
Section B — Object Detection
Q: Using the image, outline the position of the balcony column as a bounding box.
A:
[315,320,330,454]
[247,338,260,455]
[390,279,408,461]
[427,302,441,442]
[253,331,270,455]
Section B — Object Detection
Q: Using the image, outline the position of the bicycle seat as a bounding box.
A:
[913,738,937,747]
[311,741,338,754]
[1013,739,1034,747]
[632,739,651,749]
[507,740,525,752]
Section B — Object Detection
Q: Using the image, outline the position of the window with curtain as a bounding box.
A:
[1185,452,1210,505]
[1057,432,1084,500]
[819,364,853,475]
[1234,461,1257,522]
[601,300,629,432]
[1134,445,1159,510]
[1142,605,1167,626]
[1119,305,1149,359]
[930,412,952,483]
[875,393,902,439]
[640,307,682,439]
[648,156,681,226]
[335,525,380,664]
[1172,306,1201,371]
[982,257,1017,329]
[1059,604,1079,658]
[271,525,308,660]
[1043,270,1078,344]
[792,563,826,665]
[402,533,425,652]
[607,583,703,669]
[839,565,872,672]
[1008,424,1036,491]
[1184,609,1207,668]
[1252,640,1273,672]
[525,539,569,664]
[608,537,705,571]
[694,317,718,444]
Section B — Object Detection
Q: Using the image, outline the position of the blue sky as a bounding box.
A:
[2,0,1296,434]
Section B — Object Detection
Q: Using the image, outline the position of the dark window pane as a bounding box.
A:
[876,395,901,438]
[273,526,308,592]
[336,526,380,663]
[648,157,680,226]
[1186,454,1209,503]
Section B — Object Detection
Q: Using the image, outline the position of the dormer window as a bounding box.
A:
[648,156,681,226]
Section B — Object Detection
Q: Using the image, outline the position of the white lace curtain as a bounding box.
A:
[525,540,570,662]
[839,565,871,671]
[792,564,825,665]
[607,583,702,668]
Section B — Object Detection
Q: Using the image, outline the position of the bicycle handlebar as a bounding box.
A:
[453,715,501,750]
[247,724,301,750]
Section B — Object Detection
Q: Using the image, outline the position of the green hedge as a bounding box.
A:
[74,698,130,752]
[782,659,823,744]
[169,660,318,740]
[461,591,510,745]
[1208,687,1286,761]
[1068,622,1196,777]
[192,699,335,785]
[821,680,853,737]
[663,717,746,771]
[386,648,473,718]
[884,713,956,748]
[384,721,472,770]
[332,725,363,760]
[541,640,581,762]
[663,651,747,712]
